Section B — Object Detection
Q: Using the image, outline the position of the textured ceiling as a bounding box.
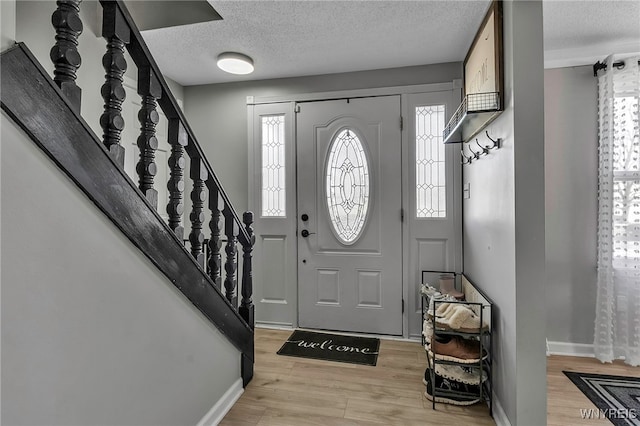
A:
[544,1,639,51]
[543,0,640,67]
[142,0,490,86]
[140,0,640,87]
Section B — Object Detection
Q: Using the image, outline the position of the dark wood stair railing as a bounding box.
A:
[1,0,255,386]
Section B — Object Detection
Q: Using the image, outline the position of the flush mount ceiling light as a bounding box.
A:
[216,52,254,75]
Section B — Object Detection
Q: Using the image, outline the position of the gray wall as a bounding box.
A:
[463,2,546,425]
[1,112,240,425]
[1,0,16,50]
[544,65,598,345]
[184,62,462,212]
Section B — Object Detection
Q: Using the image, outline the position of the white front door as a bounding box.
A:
[296,96,403,335]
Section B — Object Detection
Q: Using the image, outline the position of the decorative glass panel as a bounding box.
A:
[261,115,285,217]
[326,129,370,244]
[416,105,446,218]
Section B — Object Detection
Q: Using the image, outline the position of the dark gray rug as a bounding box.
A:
[277,330,379,366]
[564,371,640,426]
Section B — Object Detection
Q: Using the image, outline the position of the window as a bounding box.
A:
[326,129,370,244]
[611,94,640,264]
[415,105,446,218]
[261,115,286,217]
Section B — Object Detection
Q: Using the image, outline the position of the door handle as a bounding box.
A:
[301,229,316,238]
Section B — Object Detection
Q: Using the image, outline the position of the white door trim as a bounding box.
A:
[246,81,458,106]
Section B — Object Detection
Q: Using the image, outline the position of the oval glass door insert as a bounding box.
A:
[325,129,370,244]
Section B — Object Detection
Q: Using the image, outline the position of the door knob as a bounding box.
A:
[301,229,315,238]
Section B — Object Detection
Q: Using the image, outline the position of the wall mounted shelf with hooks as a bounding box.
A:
[443,92,502,144]
[461,131,502,165]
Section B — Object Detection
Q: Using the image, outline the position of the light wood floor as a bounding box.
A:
[547,354,640,426]
[221,328,640,425]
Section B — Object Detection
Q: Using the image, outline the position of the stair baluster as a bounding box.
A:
[189,159,208,267]
[224,209,238,307]
[239,212,255,328]
[208,188,223,289]
[100,3,130,167]
[136,67,161,208]
[50,0,83,112]
[167,119,187,241]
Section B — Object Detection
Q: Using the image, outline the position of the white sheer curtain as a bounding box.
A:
[594,55,640,366]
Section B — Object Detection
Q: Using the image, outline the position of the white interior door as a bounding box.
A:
[297,96,403,335]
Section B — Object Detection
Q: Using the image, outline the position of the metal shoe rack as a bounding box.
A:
[421,273,493,414]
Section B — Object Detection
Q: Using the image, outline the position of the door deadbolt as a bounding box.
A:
[301,213,309,222]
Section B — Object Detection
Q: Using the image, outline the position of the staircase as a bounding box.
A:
[1,0,255,386]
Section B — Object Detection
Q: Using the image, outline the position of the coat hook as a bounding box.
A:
[476,138,490,155]
[460,148,472,165]
[485,131,502,149]
[468,145,481,160]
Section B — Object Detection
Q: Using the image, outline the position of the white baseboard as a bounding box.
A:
[492,392,511,426]
[255,321,294,330]
[196,378,244,426]
[546,341,595,358]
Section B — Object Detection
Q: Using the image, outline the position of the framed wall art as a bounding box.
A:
[443,0,504,144]
[463,0,503,110]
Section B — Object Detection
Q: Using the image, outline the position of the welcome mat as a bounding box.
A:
[563,371,640,426]
[277,330,380,366]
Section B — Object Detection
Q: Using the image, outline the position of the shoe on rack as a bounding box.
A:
[435,364,488,385]
[420,283,438,297]
[430,334,486,364]
[439,274,465,300]
[437,301,467,317]
[422,320,434,344]
[426,293,458,317]
[434,304,489,333]
[424,368,481,406]
[435,301,452,317]
[433,300,474,318]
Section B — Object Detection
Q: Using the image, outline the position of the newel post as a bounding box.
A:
[50,0,83,112]
[239,211,255,328]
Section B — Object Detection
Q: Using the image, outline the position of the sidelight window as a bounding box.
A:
[261,115,286,217]
[416,105,446,218]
